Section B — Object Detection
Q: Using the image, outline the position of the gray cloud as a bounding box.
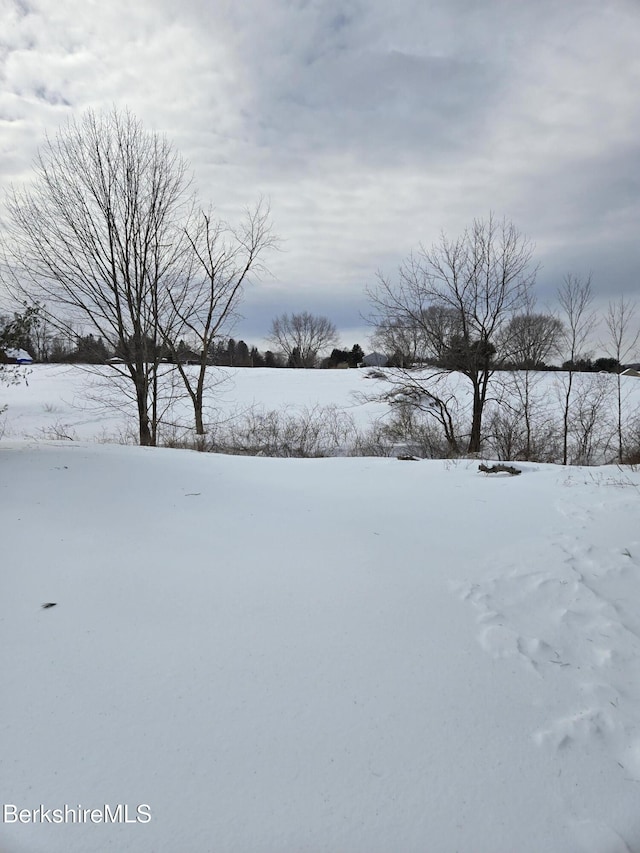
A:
[1,0,638,343]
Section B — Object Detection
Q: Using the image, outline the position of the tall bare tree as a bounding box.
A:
[368,214,537,453]
[557,273,596,465]
[2,107,194,445]
[268,312,338,368]
[604,296,639,463]
[165,202,276,435]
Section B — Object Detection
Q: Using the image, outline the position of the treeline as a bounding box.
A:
[19,330,280,367]
[1,320,370,371]
[2,315,633,376]
[0,309,376,368]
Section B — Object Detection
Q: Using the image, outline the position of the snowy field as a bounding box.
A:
[2,367,640,852]
[0,365,388,444]
[3,364,640,460]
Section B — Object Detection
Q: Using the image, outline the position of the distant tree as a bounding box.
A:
[562,358,594,372]
[604,296,639,462]
[268,312,339,368]
[349,344,365,367]
[324,345,363,368]
[386,349,408,368]
[327,348,350,368]
[115,335,168,362]
[173,339,190,362]
[250,346,265,367]
[49,333,75,363]
[207,339,227,365]
[370,316,429,366]
[502,312,564,368]
[235,340,251,367]
[592,357,620,373]
[440,334,497,373]
[264,350,283,368]
[29,313,55,362]
[488,297,562,461]
[287,346,303,368]
[567,373,614,465]
[557,273,596,465]
[68,334,111,363]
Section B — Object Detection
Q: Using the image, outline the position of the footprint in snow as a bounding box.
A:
[533,706,616,751]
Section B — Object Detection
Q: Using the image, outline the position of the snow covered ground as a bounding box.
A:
[0,365,388,443]
[2,368,640,852]
[3,365,639,462]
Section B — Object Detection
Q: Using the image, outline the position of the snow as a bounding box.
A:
[2,369,640,852]
[0,364,387,442]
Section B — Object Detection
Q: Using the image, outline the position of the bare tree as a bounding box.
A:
[557,274,596,465]
[268,311,339,368]
[487,297,564,461]
[164,202,276,435]
[2,107,194,445]
[604,296,639,463]
[567,373,615,465]
[367,214,537,453]
[29,312,55,362]
[370,318,426,367]
[491,368,560,462]
[502,312,564,368]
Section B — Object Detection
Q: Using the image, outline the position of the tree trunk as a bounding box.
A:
[523,369,532,461]
[616,373,623,463]
[134,374,154,446]
[562,370,573,465]
[193,364,205,435]
[150,366,159,446]
[468,384,483,453]
[138,414,153,446]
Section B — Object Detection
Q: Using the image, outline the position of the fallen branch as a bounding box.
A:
[479,463,522,476]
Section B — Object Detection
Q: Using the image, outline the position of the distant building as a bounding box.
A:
[361,352,388,368]
[1,348,33,365]
[621,367,640,378]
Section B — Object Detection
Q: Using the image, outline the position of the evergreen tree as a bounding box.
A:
[250,347,265,367]
[69,334,111,363]
[264,350,280,368]
[349,344,365,367]
[0,306,39,358]
[235,340,251,366]
[288,346,303,368]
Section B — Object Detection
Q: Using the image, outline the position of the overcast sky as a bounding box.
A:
[1,0,639,348]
